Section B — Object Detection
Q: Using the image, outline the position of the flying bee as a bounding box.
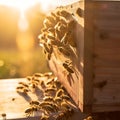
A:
[63,61,74,74]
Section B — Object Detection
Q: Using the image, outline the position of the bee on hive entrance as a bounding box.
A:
[63,60,74,74]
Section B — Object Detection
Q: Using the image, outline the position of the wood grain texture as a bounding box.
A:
[0,79,42,120]
[93,1,120,112]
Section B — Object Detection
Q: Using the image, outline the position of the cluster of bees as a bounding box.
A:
[38,10,77,74]
[16,72,75,120]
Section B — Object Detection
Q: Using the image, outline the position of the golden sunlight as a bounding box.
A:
[0,0,57,13]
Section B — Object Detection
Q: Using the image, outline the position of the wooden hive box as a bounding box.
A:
[48,0,120,113]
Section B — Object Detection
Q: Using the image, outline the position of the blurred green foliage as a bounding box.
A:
[0,49,50,79]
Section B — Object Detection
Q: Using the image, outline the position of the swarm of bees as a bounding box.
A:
[16,72,76,119]
[38,10,77,61]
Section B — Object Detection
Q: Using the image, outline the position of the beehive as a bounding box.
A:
[48,0,120,113]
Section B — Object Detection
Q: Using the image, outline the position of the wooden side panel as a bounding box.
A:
[93,2,120,112]
[83,0,94,112]
[49,1,85,111]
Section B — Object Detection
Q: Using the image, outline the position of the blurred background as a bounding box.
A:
[0,0,79,79]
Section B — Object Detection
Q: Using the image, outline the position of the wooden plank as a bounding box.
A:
[92,104,120,113]
[0,79,42,120]
[82,0,94,112]
[49,1,85,112]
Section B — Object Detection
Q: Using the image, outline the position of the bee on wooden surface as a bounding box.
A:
[41,104,56,114]
[30,101,40,106]
[46,16,56,23]
[33,73,44,77]
[40,80,46,90]
[55,89,64,97]
[16,86,24,90]
[1,113,6,120]
[41,115,50,120]
[44,88,57,94]
[58,47,71,57]
[40,101,59,112]
[46,78,55,86]
[25,107,38,117]
[43,96,54,102]
[43,72,53,77]
[54,97,62,105]
[61,101,71,110]
[43,18,53,29]
[62,95,70,101]
[84,116,94,120]
[63,61,74,74]
[60,10,72,19]
[12,98,15,101]
[26,76,32,81]
[18,82,29,88]
[16,86,29,94]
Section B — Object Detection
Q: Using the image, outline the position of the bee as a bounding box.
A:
[41,104,56,114]
[45,88,56,93]
[54,97,62,104]
[41,115,50,120]
[12,98,15,101]
[30,101,40,106]
[33,73,44,77]
[25,107,38,117]
[1,113,6,120]
[43,96,54,102]
[47,28,55,35]
[46,16,56,23]
[56,112,64,120]
[16,86,24,90]
[18,82,29,88]
[43,18,53,29]
[40,81,46,90]
[58,47,71,57]
[16,86,29,94]
[55,89,64,97]
[84,116,93,120]
[62,95,70,101]
[61,101,70,110]
[60,10,72,19]
[43,72,53,77]
[63,61,74,74]
[46,78,55,86]
[26,76,32,81]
